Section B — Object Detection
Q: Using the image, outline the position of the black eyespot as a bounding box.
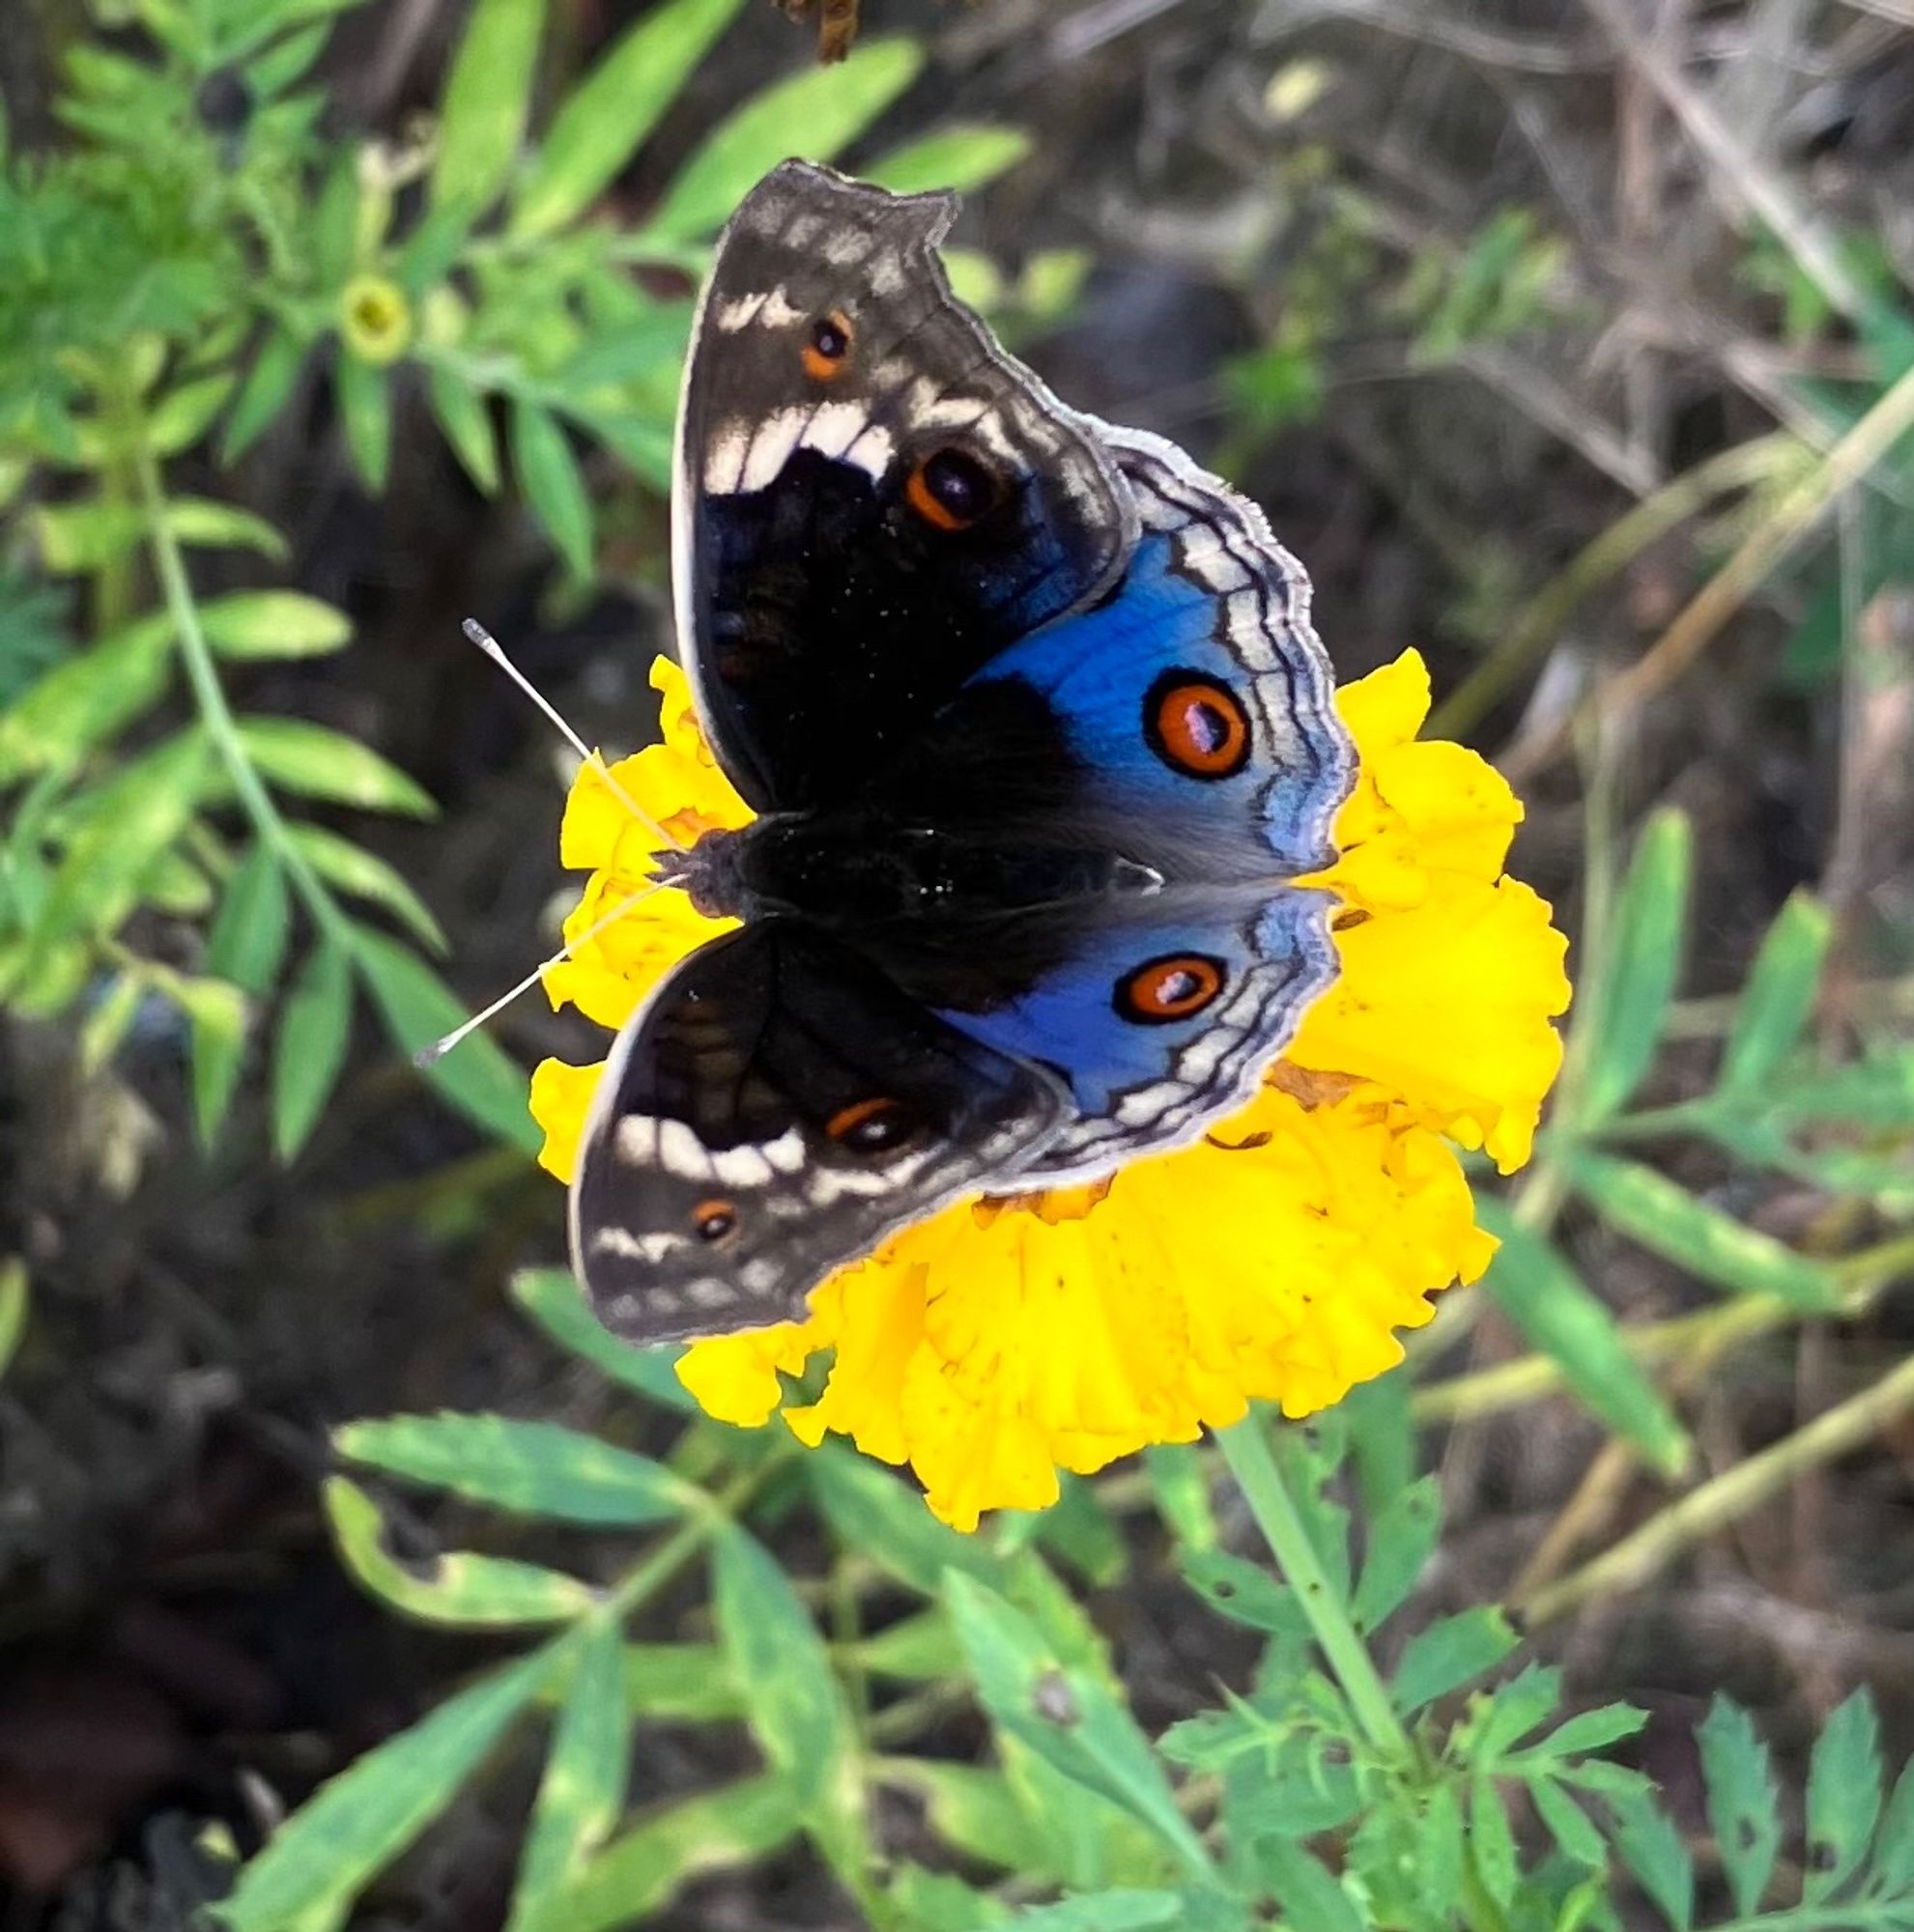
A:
[693,1200,737,1241]
[906,447,997,531]
[812,315,849,360]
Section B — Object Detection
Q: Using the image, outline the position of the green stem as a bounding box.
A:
[1215,1413,1410,1762]
[129,426,345,944]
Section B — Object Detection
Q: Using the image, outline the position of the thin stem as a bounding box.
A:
[1522,1348,1914,1628]
[130,430,346,945]
[1215,1413,1410,1762]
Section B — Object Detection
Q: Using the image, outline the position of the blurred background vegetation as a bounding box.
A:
[4,0,1914,1927]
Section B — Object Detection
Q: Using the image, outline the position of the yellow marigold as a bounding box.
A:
[532,652,1569,1529]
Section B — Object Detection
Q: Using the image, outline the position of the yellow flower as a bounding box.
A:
[532,650,1569,1529]
[339,275,414,365]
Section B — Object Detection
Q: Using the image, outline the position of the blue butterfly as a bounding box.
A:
[570,160,1355,1344]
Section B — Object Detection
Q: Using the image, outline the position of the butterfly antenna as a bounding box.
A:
[413,880,667,1067]
[460,618,685,852]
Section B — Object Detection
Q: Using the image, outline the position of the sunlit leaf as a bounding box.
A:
[508,1267,694,1407]
[1476,1202,1692,1477]
[509,0,749,240]
[0,611,173,783]
[335,353,391,492]
[425,364,500,496]
[202,591,352,660]
[866,124,1032,196]
[432,0,547,213]
[335,1412,697,1524]
[1565,1150,1839,1313]
[643,39,925,244]
[284,824,446,952]
[213,1648,551,1930]
[236,718,436,816]
[510,1618,628,1928]
[222,327,307,463]
[326,1477,594,1625]
[0,1258,26,1381]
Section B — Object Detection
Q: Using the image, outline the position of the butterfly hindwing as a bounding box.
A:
[673,159,1136,812]
[570,920,1071,1346]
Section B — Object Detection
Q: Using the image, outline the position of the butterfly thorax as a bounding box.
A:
[670,814,1162,927]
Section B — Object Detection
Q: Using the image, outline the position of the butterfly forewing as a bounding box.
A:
[672,158,1137,812]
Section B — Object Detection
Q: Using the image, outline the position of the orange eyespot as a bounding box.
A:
[905,447,997,531]
[1145,672,1250,780]
[801,310,853,382]
[825,1095,916,1153]
[691,1198,738,1241]
[1116,953,1226,1024]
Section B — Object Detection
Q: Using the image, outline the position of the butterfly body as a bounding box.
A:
[571,161,1356,1345]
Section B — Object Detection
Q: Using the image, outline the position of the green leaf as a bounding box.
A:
[213,1648,550,1930]
[866,124,1033,195]
[1564,1150,1839,1313]
[351,927,539,1151]
[943,1573,1210,1878]
[335,354,392,492]
[510,1619,628,1928]
[508,0,749,240]
[712,1527,854,1817]
[202,591,353,660]
[508,1267,694,1406]
[1469,1662,1569,1770]
[1697,1695,1781,1918]
[1611,1791,1694,1930]
[1529,1776,1605,1866]
[271,936,354,1158]
[1516,1701,1646,1763]
[1181,1549,1310,1640]
[643,39,927,243]
[622,1642,742,1719]
[510,400,594,578]
[1477,1202,1692,1478]
[195,845,286,1143]
[1718,891,1831,1094]
[1350,1474,1440,1633]
[1583,809,1692,1121]
[0,611,174,784]
[808,1447,991,1594]
[283,824,445,952]
[1471,1777,1518,1906]
[1389,1607,1519,1716]
[223,327,305,463]
[886,1865,1012,1931]
[335,1413,697,1525]
[878,1758,1056,1877]
[148,373,238,456]
[1871,1753,1914,1897]
[1805,1688,1882,1899]
[36,500,143,572]
[524,1774,803,1932]
[1258,1840,1364,1932]
[426,364,500,495]
[23,731,208,965]
[236,718,436,815]
[325,1476,594,1625]
[1143,1444,1216,1550]
[1006,1896,1184,1931]
[432,0,547,213]
[167,497,290,557]
[0,1258,28,1381]
[849,1606,963,1681]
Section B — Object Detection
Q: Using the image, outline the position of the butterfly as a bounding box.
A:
[569,159,1356,1346]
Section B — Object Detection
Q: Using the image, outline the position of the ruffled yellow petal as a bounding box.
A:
[529,1055,602,1183]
